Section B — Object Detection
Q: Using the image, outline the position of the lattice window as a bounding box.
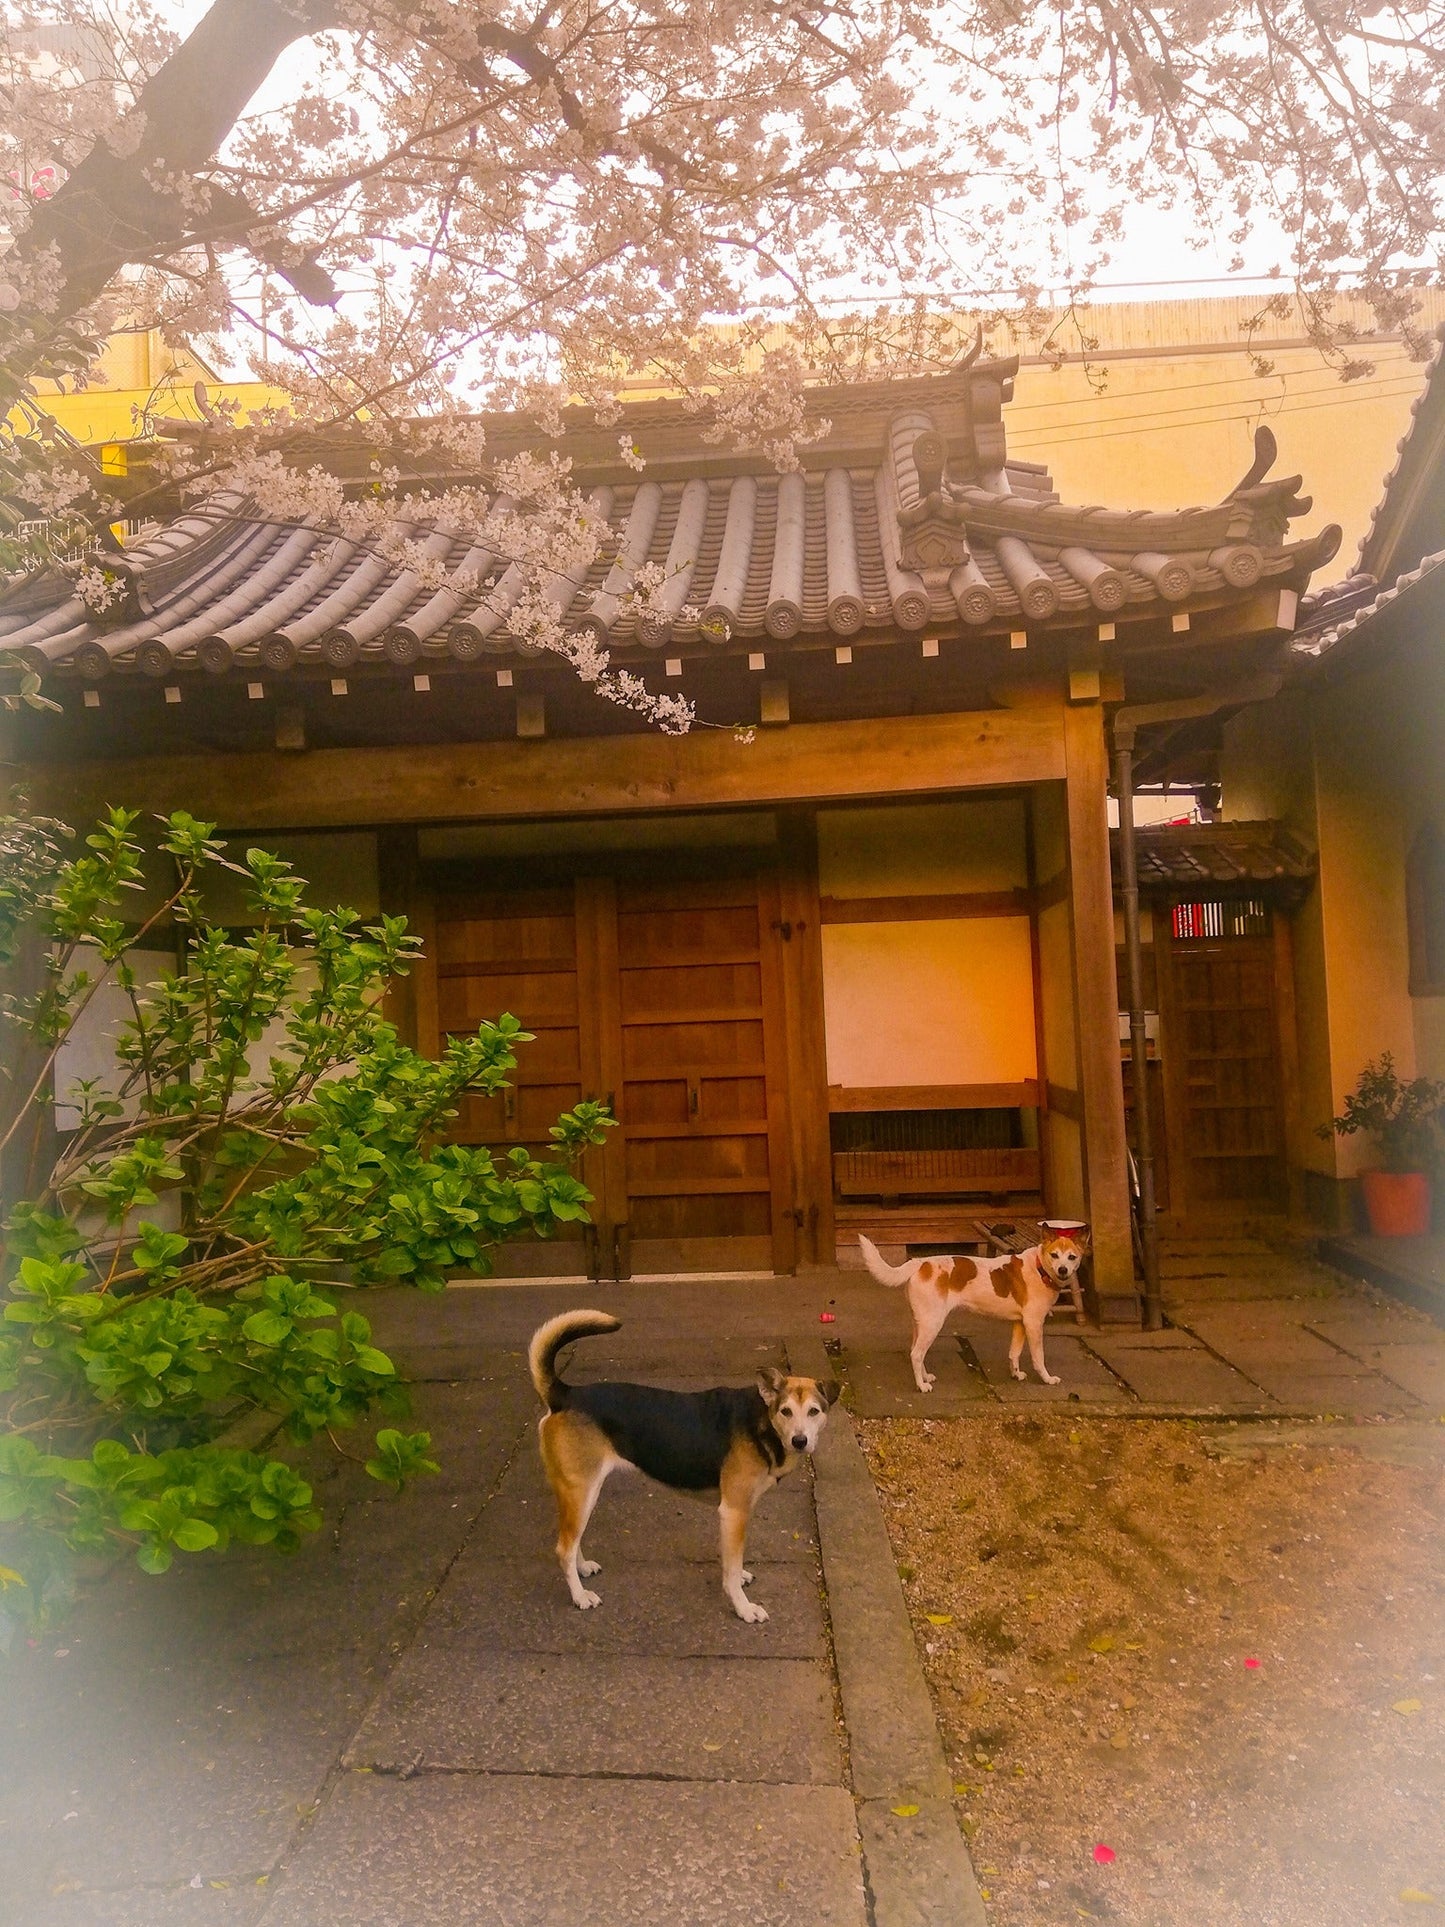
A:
[1171,897,1270,940]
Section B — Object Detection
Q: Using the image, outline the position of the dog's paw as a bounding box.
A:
[572,1588,602,1610]
[732,1597,770,1624]
[577,1557,601,1577]
[1010,1365,1027,1381]
[740,1569,754,1586]
[1038,1372,1062,1386]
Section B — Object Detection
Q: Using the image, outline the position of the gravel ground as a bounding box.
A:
[858,1413,1445,1926]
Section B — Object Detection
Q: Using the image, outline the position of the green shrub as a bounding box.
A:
[1321,1053,1445,1174]
[0,805,610,1637]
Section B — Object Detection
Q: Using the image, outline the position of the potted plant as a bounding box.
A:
[1322,1054,1445,1238]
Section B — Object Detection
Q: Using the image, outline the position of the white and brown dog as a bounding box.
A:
[858,1229,1090,1391]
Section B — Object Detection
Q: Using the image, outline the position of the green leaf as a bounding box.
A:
[171,1518,219,1553]
[136,1543,173,1574]
[354,1346,395,1376]
[242,1310,292,1347]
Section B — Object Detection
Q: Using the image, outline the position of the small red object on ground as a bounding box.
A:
[819,1311,837,1323]
[1093,1845,1116,1865]
[1244,1656,1261,1669]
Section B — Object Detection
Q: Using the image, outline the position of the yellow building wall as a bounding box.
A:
[816,798,1036,1090]
[1221,636,1445,1191]
[821,919,1037,1088]
[19,327,287,449]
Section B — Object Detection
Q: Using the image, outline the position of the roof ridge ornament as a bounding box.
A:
[894,415,973,569]
[1227,424,1278,498]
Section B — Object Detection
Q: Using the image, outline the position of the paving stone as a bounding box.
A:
[1305,1310,1445,1349]
[1345,1345,1445,1407]
[1179,1321,1351,1366]
[1,1646,371,1899]
[1201,1421,1445,1468]
[1224,1366,1421,1415]
[810,1414,950,1804]
[843,1343,991,1419]
[856,1798,988,1927]
[347,1650,842,1782]
[430,1553,825,1658]
[471,1438,818,1564]
[1083,1341,1275,1411]
[963,1327,1127,1403]
[1087,1327,1204,1349]
[258,1772,868,1927]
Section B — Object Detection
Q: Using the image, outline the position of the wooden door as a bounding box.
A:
[432,863,796,1278]
[1159,920,1285,1218]
[612,872,794,1277]
[433,885,596,1276]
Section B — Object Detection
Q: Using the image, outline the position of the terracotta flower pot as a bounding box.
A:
[1359,1169,1432,1238]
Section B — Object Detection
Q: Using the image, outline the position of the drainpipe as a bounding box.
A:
[1111,672,1283,1332]
[1111,720,1163,1329]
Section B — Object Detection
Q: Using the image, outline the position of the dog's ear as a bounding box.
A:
[1073,1226,1093,1254]
[818,1378,842,1409]
[756,1365,788,1402]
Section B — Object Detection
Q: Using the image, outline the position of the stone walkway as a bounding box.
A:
[1,1285,981,1927]
[834,1233,1445,1420]
[3,1235,1441,1926]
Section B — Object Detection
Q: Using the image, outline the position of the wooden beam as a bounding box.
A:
[819,889,1031,924]
[828,1081,1040,1112]
[777,810,834,1266]
[1032,869,1070,911]
[1045,1082,1082,1121]
[26,706,1067,834]
[1063,701,1134,1298]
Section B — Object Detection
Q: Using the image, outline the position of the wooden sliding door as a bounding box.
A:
[433,885,596,1275]
[433,861,796,1279]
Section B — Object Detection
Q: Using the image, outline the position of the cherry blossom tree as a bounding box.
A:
[2,0,1444,723]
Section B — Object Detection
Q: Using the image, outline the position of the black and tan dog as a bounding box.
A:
[529,1310,839,1623]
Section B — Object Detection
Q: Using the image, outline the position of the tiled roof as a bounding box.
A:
[1294,547,1445,660]
[1,362,1342,681]
[1111,820,1317,893]
[1356,321,1445,580]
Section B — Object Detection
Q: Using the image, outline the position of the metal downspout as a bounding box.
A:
[1111,721,1163,1330]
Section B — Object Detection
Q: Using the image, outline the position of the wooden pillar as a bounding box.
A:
[1063,701,1134,1301]
[376,827,424,1052]
[777,810,835,1267]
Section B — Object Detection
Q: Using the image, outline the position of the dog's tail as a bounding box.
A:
[857,1233,913,1288]
[528,1309,622,1409]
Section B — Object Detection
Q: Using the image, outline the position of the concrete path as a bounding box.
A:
[3,1235,1439,1926]
[836,1232,1445,1420]
[1,1284,982,1927]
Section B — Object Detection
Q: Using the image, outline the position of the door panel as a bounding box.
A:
[433,864,796,1279]
[613,875,786,1275]
[434,887,591,1276]
[1161,931,1285,1216]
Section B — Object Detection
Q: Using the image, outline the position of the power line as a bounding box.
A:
[1008,374,1426,452]
[1005,356,1430,417]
